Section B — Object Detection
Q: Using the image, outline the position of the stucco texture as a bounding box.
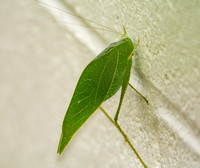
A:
[0,0,199,168]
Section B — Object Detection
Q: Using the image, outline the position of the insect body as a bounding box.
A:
[57,34,148,168]
[57,37,134,154]
[38,1,148,167]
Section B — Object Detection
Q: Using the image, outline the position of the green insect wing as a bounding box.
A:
[57,37,134,154]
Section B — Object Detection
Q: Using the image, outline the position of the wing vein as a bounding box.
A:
[93,55,111,108]
[103,51,120,101]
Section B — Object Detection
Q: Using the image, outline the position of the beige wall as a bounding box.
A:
[0,0,199,168]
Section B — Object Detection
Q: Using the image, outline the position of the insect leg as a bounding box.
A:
[128,83,149,105]
[120,26,127,39]
[99,106,147,168]
[114,60,132,122]
[128,39,140,60]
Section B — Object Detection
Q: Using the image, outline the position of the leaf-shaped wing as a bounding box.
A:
[57,38,134,154]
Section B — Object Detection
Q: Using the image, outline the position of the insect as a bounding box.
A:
[57,35,149,167]
[38,1,149,167]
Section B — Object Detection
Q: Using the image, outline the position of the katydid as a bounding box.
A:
[57,35,148,167]
[37,1,149,167]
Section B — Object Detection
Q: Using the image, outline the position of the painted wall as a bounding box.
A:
[0,0,199,168]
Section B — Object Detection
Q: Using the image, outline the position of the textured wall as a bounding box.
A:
[0,0,199,168]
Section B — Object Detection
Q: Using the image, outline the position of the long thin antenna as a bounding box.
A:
[58,21,119,34]
[37,0,122,35]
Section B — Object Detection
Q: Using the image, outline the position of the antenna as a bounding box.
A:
[37,0,122,35]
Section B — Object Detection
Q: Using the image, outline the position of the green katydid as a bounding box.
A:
[38,1,149,167]
[57,33,148,167]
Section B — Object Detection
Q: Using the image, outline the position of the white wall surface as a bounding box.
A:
[0,0,200,168]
